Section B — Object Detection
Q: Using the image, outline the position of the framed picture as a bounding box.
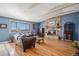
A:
[0,24,7,29]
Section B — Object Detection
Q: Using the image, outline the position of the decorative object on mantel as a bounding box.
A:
[0,24,7,29]
[72,41,79,56]
[57,23,61,28]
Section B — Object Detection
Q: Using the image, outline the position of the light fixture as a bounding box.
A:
[49,21,55,24]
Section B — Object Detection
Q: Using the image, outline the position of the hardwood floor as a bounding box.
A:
[10,39,75,56]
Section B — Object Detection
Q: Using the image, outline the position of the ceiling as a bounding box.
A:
[0,3,79,22]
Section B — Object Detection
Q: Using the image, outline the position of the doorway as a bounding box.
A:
[64,22,75,41]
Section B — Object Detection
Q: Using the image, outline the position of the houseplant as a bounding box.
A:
[72,41,79,56]
[8,34,14,43]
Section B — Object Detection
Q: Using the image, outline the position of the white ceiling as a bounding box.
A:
[0,3,79,22]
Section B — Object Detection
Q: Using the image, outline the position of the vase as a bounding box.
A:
[74,48,79,56]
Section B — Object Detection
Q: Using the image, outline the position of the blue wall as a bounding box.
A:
[77,14,79,40]
[1,12,79,41]
[0,17,37,42]
[60,12,79,40]
[32,22,41,35]
[0,17,9,42]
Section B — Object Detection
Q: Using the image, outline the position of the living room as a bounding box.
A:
[0,3,79,56]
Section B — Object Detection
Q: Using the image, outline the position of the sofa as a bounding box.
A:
[14,33,36,52]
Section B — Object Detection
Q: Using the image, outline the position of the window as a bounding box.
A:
[17,23,29,30]
[11,22,17,31]
[26,23,30,30]
[11,21,30,32]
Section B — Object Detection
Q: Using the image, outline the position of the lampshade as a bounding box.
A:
[16,29,20,32]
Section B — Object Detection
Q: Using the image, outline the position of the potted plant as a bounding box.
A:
[8,34,14,43]
[72,41,79,56]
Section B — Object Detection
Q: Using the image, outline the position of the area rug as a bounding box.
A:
[0,42,18,56]
[0,44,9,56]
